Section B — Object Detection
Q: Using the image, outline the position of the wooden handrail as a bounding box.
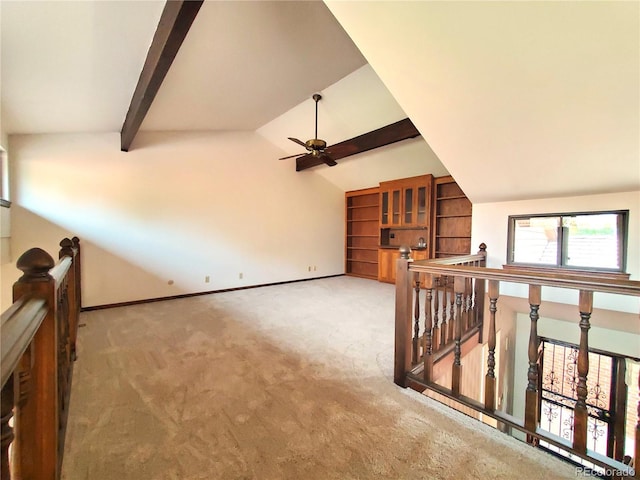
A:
[49,256,72,287]
[1,298,48,387]
[409,263,640,296]
[1,237,82,480]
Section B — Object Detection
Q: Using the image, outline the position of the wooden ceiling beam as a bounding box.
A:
[120,0,203,152]
[295,118,421,172]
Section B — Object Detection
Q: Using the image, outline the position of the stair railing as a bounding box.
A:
[394,243,639,477]
[1,237,81,480]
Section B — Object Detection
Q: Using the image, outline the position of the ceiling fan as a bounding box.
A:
[279,93,337,167]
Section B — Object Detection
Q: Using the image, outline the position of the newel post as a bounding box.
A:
[13,248,59,480]
[72,237,82,311]
[59,238,79,360]
[394,246,413,387]
[474,243,487,342]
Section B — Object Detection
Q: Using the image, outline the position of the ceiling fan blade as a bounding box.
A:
[279,152,304,160]
[287,137,308,149]
[318,152,337,167]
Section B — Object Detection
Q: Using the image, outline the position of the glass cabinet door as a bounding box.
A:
[380,191,389,225]
[417,186,427,225]
[404,187,414,225]
[391,189,401,225]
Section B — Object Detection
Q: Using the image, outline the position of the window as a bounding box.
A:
[507,211,628,272]
[0,149,9,207]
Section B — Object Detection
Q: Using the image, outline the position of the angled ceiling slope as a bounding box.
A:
[327,1,640,203]
[138,1,367,134]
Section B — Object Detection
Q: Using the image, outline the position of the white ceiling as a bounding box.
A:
[1,0,366,135]
[2,1,638,203]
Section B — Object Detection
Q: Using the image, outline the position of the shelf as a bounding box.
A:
[347,204,378,209]
[380,226,428,231]
[347,234,378,238]
[436,214,472,219]
[347,218,378,222]
[436,195,468,200]
[346,246,378,251]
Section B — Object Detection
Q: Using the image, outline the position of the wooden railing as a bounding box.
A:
[394,244,639,477]
[1,237,81,480]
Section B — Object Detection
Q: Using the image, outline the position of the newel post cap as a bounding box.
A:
[59,237,74,258]
[399,245,411,259]
[16,248,54,282]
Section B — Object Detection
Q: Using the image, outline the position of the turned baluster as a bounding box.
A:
[412,272,421,365]
[448,278,455,344]
[452,276,465,396]
[484,280,499,411]
[573,290,592,454]
[423,274,434,382]
[465,276,472,329]
[1,375,15,480]
[439,277,448,348]
[524,284,541,439]
[432,277,440,352]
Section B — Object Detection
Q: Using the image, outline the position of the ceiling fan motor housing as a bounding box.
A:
[306,138,327,151]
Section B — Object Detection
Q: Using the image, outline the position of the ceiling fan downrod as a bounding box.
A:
[313,93,321,140]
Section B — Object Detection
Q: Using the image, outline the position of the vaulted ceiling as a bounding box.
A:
[2,1,638,203]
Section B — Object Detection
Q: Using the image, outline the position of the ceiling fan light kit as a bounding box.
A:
[279,93,336,167]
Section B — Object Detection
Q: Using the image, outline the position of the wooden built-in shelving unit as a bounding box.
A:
[345,175,472,281]
[345,187,380,279]
[432,175,472,258]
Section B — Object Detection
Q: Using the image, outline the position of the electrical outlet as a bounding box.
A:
[313,266,317,271]
[239,272,243,279]
[167,279,174,285]
[205,275,210,283]
[308,266,312,272]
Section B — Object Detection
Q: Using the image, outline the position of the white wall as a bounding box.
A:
[472,190,640,312]
[4,132,345,308]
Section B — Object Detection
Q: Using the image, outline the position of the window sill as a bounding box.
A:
[503,263,630,281]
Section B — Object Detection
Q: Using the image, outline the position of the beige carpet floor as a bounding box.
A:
[62,276,575,480]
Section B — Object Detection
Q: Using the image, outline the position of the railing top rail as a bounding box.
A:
[408,263,640,297]
[50,256,72,287]
[413,253,485,265]
[1,297,48,387]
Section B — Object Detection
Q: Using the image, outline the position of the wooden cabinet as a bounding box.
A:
[432,176,472,258]
[345,187,379,279]
[380,175,432,228]
[378,248,428,284]
[377,248,399,283]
